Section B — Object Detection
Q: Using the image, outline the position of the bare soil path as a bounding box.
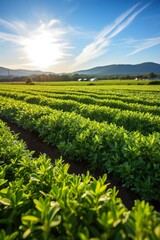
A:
[3,118,159,211]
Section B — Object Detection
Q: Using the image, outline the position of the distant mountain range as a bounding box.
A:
[74,62,160,76]
[0,62,160,77]
[0,67,52,77]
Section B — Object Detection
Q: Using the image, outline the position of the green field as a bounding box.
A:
[0,82,160,239]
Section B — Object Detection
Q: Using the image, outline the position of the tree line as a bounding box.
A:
[0,72,160,83]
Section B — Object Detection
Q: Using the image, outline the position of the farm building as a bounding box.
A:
[90,77,97,81]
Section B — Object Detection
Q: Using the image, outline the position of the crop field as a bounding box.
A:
[0,82,160,239]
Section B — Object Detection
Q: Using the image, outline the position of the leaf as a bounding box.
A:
[154,225,160,237]
[50,215,61,227]
[8,232,19,240]
[22,228,32,239]
[0,198,11,206]
[33,198,44,212]
[30,174,40,182]
[0,230,18,240]
[49,202,60,221]
[0,179,8,187]
[22,215,40,223]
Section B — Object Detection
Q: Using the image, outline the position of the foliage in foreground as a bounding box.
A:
[0,120,160,239]
[0,96,160,201]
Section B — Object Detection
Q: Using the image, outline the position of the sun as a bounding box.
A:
[24,31,62,69]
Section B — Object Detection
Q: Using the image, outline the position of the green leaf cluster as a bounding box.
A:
[0,119,160,239]
[0,89,160,134]
[0,95,159,200]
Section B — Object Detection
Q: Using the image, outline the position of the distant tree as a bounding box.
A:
[25,77,34,84]
[148,72,156,79]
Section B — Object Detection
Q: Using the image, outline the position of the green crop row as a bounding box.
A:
[24,94,160,135]
[0,96,160,201]
[44,93,160,115]
[0,119,160,239]
[22,90,160,115]
[0,91,159,135]
[26,88,160,107]
[0,87,160,116]
[4,84,158,101]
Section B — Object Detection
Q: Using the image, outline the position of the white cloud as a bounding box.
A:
[127,36,160,56]
[73,2,150,68]
[0,31,24,44]
[0,18,27,34]
[108,3,150,39]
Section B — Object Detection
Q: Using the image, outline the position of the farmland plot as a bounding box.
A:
[0,84,160,199]
[0,83,160,238]
[0,119,160,239]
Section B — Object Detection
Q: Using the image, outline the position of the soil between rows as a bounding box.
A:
[3,118,160,211]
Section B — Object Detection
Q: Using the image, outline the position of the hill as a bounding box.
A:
[74,62,160,76]
[0,67,52,77]
[1,62,160,78]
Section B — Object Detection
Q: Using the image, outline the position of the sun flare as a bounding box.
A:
[24,31,62,69]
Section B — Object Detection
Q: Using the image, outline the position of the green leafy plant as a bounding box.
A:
[0,119,160,239]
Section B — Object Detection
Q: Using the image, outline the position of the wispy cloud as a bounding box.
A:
[74,2,150,68]
[127,36,160,56]
[0,31,24,44]
[0,18,27,34]
[0,18,28,44]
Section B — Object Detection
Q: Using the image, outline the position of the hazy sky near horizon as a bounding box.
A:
[0,0,160,73]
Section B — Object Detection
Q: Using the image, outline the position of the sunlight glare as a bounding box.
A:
[25,30,62,69]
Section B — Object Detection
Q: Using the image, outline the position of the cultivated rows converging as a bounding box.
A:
[0,85,160,202]
[0,119,159,239]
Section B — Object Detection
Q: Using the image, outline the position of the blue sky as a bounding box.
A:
[0,0,160,73]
